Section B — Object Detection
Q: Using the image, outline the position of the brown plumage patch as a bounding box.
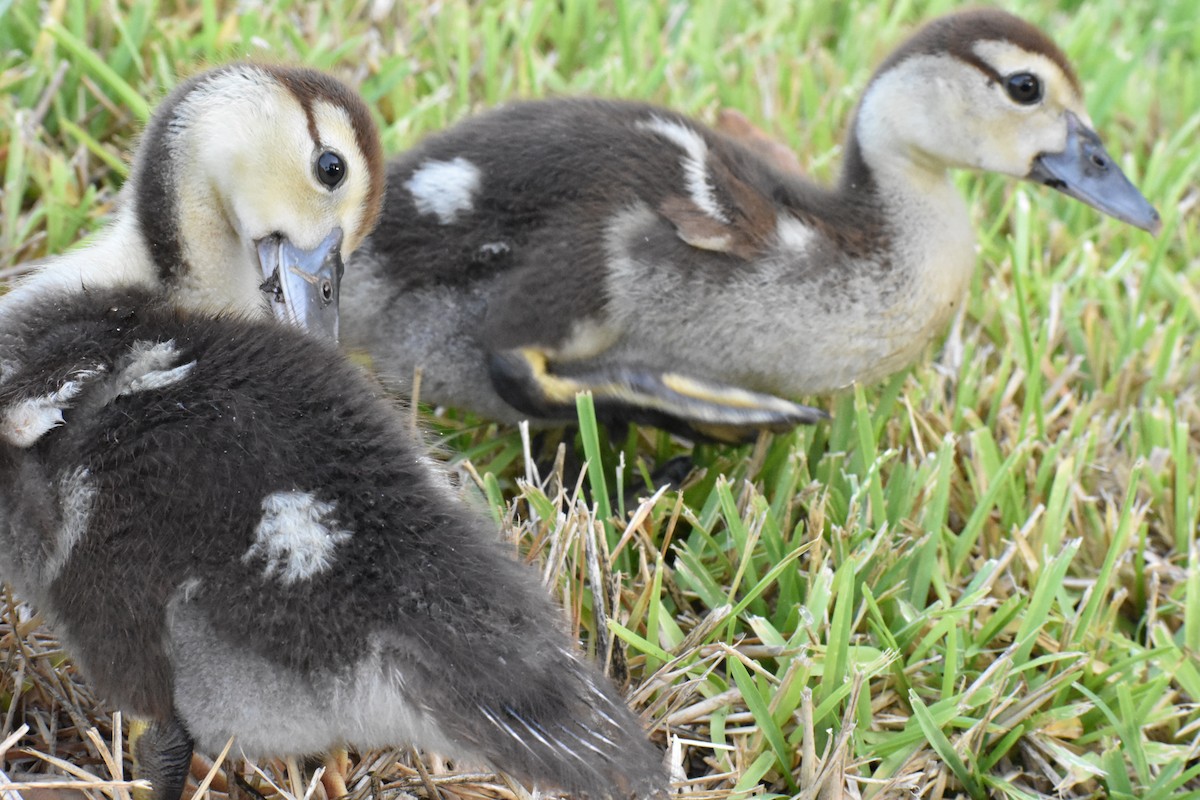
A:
[715,109,804,176]
[711,156,786,244]
[261,64,386,242]
[659,135,791,261]
[660,195,741,255]
[874,8,1082,95]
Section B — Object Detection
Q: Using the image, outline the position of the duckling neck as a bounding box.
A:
[161,159,266,318]
[747,104,976,391]
[5,113,263,320]
[844,98,977,318]
[847,61,978,270]
[127,96,267,319]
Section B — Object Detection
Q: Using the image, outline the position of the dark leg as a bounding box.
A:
[132,715,194,800]
[233,771,272,800]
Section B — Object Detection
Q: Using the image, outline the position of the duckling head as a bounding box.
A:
[129,63,385,336]
[853,9,1160,233]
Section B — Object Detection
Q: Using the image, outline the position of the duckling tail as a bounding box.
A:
[390,549,667,799]
[446,645,667,798]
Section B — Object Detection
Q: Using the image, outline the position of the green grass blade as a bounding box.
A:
[43,22,151,121]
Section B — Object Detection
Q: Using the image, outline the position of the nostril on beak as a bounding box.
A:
[1090,153,1108,169]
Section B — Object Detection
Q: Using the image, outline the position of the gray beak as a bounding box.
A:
[257,227,344,339]
[1028,112,1161,234]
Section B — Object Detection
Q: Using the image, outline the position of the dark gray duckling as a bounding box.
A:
[343,8,1160,442]
[0,288,665,800]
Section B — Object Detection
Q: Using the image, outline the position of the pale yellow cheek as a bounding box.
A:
[1034,109,1071,155]
[993,127,1029,169]
[339,195,369,251]
[283,190,342,249]
[241,155,338,247]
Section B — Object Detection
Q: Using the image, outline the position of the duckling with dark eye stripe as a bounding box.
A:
[5,62,384,337]
[342,8,1160,442]
[0,289,665,800]
[0,64,665,800]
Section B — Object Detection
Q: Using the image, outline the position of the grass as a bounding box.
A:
[2,0,1199,798]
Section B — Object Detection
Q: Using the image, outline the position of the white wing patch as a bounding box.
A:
[244,491,352,584]
[1,369,105,448]
[637,116,729,224]
[775,214,817,253]
[405,157,483,224]
[123,361,196,394]
[118,340,196,395]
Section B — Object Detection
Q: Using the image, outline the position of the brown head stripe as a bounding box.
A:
[872,8,1082,95]
[258,63,386,242]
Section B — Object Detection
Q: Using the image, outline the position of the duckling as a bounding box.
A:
[342,8,1160,441]
[0,288,665,800]
[0,64,664,799]
[5,61,385,337]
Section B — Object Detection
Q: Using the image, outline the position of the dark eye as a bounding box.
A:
[315,150,346,189]
[320,278,334,304]
[1005,72,1042,105]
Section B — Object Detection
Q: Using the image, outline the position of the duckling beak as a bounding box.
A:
[1028,112,1161,234]
[257,228,344,339]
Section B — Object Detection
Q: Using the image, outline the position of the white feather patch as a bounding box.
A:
[244,490,352,584]
[123,361,197,394]
[637,116,729,224]
[118,340,196,395]
[405,157,483,224]
[1,369,104,448]
[775,214,816,252]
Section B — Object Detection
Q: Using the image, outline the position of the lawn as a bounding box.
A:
[1,0,1198,798]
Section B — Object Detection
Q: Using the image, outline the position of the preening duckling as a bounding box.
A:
[5,62,385,337]
[0,288,666,800]
[343,8,1160,441]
